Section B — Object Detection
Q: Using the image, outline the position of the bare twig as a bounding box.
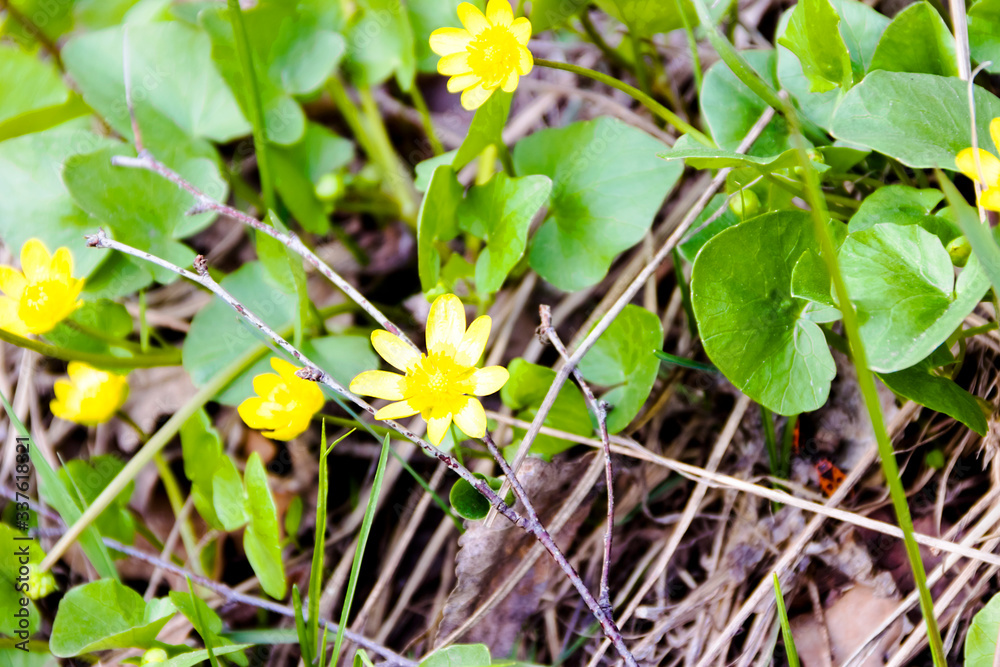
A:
[72,234,640,666]
[482,431,636,667]
[537,304,616,613]
[108,154,417,349]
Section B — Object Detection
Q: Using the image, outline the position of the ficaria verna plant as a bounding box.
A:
[5,0,1000,666]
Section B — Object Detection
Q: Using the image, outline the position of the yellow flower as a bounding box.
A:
[238,357,325,441]
[50,362,129,426]
[350,294,509,446]
[956,117,1000,212]
[429,0,533,111]
[0,239,84,336]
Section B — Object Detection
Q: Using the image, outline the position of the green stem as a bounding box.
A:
[773,574,800,667]
[578,12,631,70]
[534,58,714,146]
[760,404,778,476]
[675,0,704,91]
[138,288,150,352]
[0,328,181,368]
[153,452,204,576]
[785,101,946,666]
[357,85,418,222]
[410,85,444,156]
[630,33,651,94]
[64,319,148,355]
[227,0,276,212]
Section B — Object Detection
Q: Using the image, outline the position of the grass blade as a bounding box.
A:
[330,434,391,667]
[773,574,800,667]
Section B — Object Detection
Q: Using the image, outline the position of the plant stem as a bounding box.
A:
[0,328,180,368]
[152,451,204,576]
[357,85,418,222]
[226,0,276,212]
[773,574,800,667]
[675,0,704,91]
[534,58,713,146]
[761,404,779,476]
[409,85,444,156]
[578,11,631,70]
[785,99,947,667]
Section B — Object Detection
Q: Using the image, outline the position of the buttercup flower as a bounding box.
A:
[429,0,533,110]
[0,239,84,336]
[956,117,1000,212]
[238,357,325,440]
[50,362,129,426]
[350,294,509,445]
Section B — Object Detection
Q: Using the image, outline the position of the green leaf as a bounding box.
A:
[659,146,800,172]
[839,223,990,372]
[243,452,287,599]
[777,0,852,92]
[594,0,729,36]
[848,185,944,231]
[940,171,1000,296]
[877,351,987,436]
[60,456,136,546]
[965,593,1000,667]
[448,473,513,521]
[578,305,663,433]
[0,45,68,126]
[868,3,957,77]
[969,0,1000,75]
[180,408,249,531]
[200,0,345,144]
[513,117,681,291]
[500,358,592,460]
[776,0,889,129]
[408,0,483,71]
[457,172,552,294]
[420,644,493,667]
[830,71,1000,168]
[63,22,250,144]
[700,50,796,155]
[417,165,464,292]
[156,645,253,667]
[169,590,249,667]
[303,335,380,387]
[453,90,512,172]
[49,580,175,656]
[678,194,741,263]
[0,525,45,636]
[43,300,137,362]
[0,126,119,279]
[528,0,588,32]
[342,0,416,91]
[691,211,837,415]
[272,123,353,234]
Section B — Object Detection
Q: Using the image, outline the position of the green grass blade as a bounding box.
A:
[187,577,220,667]
[938,170,1000,293]
[330,435,391,667]
[772,574,800,667]
[293,585,312,665]
[654,350,717,374]
[0,391,119,580]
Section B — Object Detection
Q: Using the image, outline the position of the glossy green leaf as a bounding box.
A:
[342,0,416,91]
[169,591,249,667]
[868,3,957,77]
[848,185,943,231]
[417,165,463,292]
[514,117,681,291]
[877,351,987,436]
[778,0,852,92]
[692,211,836,415]
[830,71,1000,168]
[43,300,136,362]
[528,0,588,31]
[272,123,353,234]
[0,127,119,278]
[0,525,44,636]
[500,358,591,460]
[969,0,1000,75]
[156,645,253,667]
[302,336,380,390]
[243,452,287,599]
[60,456,136,546]
[659,146,800,172]
[448,474,513,521]
[420,644,493,667]
[776,0,889,129]
[0,45,68,126]
[965,593,1000,667]
[578,305,663,433]
[940,171,1000,295]
[839,223,990,372]
[453,90,512,172]
[678,194,741,263]
[594,0,730,36]
[180,408,249,532]
[458,172,552,294]
[63,22,250,144]
[408,0,483,71]
[49,580,175,656]
[700,50,796,155]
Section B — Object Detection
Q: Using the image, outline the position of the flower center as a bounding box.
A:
[408,351,474,402]
[19,280,74,331]
[466,24,519,88]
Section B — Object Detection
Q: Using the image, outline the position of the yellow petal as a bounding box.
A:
[991,117,1000,155]
[0,267,26,300]
[501,70,519,93]
[0,297,29,337]
[269,357,300,381]
[956,147,1000,186]
[467,365,509,395]
[430,27,473,56]
[461,82,494,110]
[375,399,421,420]
[981,187,1000,212]
[350,370,408,400]
[458,2,490,35]
[486,0,513,26]
[238,397,273,429]
[371,329,420,371]
[20,239,52,283]
[253,372,282,398]
[515,44,533,75]
[454,315,491,366]
[510,16,531,45]
[452,396,486,439]
[49,248,75,282]
[438,51,472,76]
[426,294,466,355]
[266,418,306,441]
[425,407,453,445]
[448,73,480,93]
